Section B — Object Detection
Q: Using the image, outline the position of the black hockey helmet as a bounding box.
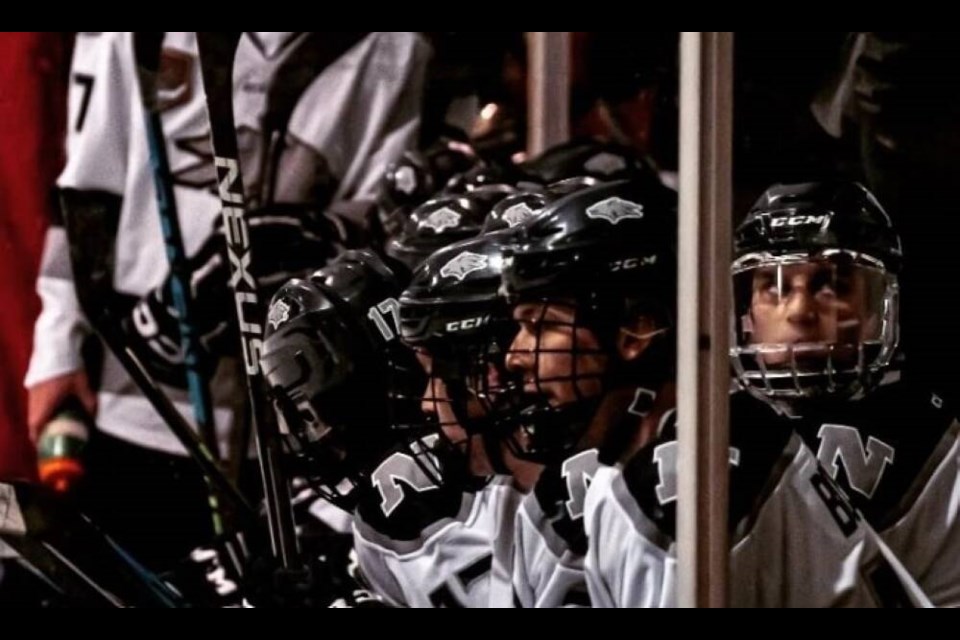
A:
[731,181,902,406]
[261,250,423,510]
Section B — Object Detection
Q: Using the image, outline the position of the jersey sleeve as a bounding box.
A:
[26,32,131,387]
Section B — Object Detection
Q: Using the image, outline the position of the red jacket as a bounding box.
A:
[0,33,68,480]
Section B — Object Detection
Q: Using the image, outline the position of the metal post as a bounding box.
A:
[676,31,734,608]
[527,32,571,156]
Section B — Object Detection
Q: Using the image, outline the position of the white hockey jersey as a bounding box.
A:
[797,381,960,607]
[352,445,522,608]
[583,393,931,607]
[512,448,599,607]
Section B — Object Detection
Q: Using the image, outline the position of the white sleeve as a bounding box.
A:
[512,454,598,608]
[344,33,429,200]
[350,479,516,608]
[25,32,131,387]
[511,505,536,608]
[880,425,960,607]
[351,524,409,608]
[583,465,677,608]
[24,227,90,386]
[287,32,431,203]
[57,32,131,194]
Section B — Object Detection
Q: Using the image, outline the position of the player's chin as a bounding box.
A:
[467,435,495,476]
[765,353,856,375]
[545,386,578,408]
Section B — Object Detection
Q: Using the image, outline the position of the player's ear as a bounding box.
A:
[617,315,661,362]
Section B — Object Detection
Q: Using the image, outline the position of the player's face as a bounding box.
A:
[505,301,608,407]
[743,257,879,368]
[415,349,494,476]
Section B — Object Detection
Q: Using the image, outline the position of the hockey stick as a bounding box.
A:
[195,31,298,569]
[1,481,184,607]
[59,187,254,523]
[131,31,228,536]
[227,31,367,480]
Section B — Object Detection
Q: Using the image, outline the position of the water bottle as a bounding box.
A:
[37,397,91,493]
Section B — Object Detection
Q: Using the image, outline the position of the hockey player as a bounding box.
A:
[732,181,960,606]
[262,243,518,608]
[344,229,536,608]
[25,32,431,570]
[500,175,676,607]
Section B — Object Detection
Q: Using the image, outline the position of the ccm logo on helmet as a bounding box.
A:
[770,214,829,228]
[445,316,490,332]
[610,255,658,272]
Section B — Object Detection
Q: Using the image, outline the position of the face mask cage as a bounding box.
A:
[267,328,421,512]
[730,249,899,405]
[274,391,365,513]
[398,313,524,480]
[502,299,620,464]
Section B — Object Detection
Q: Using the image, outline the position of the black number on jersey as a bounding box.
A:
[73,73,95,132]
[810,468,859,537]
[428,554,492,608]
